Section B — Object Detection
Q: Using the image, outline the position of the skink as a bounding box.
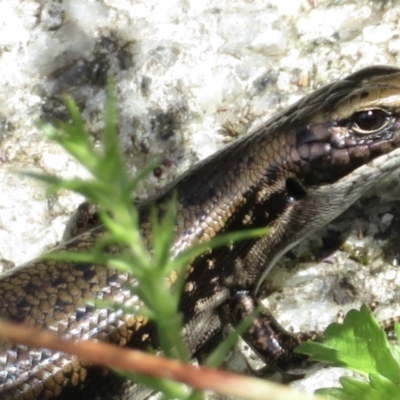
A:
[2,66,400,399]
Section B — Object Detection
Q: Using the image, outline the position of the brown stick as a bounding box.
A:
[0,320,321,400]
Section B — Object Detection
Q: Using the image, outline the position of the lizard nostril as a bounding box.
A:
[286,178,306,201]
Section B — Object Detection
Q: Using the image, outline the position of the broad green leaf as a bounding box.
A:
[297,306,400,383]
[318,374,400,400]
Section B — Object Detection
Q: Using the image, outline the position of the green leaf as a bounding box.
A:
[317,374,400,400]
[297,305,400,383]
[150,195,177,273]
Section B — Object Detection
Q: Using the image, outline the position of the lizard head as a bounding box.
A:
[291,66,400,186]
[249,66,400,290]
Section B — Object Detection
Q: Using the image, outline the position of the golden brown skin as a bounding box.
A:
[2,66,400,399]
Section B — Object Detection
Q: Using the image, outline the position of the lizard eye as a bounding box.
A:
[349,108,392,134]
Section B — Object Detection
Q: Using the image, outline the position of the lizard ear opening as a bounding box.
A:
[286,178,306,201]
